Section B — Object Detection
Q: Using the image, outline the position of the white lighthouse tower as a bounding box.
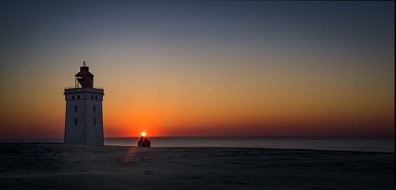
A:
[64,62,104,146]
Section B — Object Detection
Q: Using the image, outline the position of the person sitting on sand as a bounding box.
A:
[138,137,144,147]
[143,138,151,147]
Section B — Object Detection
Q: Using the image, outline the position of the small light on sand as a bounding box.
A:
[141,132,146,137]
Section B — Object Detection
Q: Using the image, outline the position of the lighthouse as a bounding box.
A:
[64,62,104,146]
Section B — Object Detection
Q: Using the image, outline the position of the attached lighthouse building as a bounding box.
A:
[64,62,104,146]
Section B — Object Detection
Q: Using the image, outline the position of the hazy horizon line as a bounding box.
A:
[1,135,394,142]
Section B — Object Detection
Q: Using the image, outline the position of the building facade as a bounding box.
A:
[64,62,104,146]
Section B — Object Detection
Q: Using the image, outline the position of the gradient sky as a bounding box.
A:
[0,0,394,139]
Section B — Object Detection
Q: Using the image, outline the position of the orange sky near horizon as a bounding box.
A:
[0,54,393,139]
[0,1,394,139]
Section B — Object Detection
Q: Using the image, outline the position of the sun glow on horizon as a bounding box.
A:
[141,132,147,137]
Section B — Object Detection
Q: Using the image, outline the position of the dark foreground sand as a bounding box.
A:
[0,143,394,190]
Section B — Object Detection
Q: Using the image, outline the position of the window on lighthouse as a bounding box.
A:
[93,105,96,112]
[74,118,77,126]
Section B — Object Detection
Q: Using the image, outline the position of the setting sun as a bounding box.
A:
[141,132,147,137]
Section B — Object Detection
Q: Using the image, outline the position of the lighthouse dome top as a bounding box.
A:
[75,61,94,88]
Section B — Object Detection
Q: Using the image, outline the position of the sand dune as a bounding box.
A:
[0,143,394,190]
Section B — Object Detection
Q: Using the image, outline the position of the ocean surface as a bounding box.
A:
[4,137,392,153]
[106,137,394,153]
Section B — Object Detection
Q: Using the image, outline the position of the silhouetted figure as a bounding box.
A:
[143,138,151,147]
[138,137,144,147]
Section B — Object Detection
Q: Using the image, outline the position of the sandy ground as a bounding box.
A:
[0,143,394,190]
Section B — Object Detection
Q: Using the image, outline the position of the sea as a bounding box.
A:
[2,137,394,153]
